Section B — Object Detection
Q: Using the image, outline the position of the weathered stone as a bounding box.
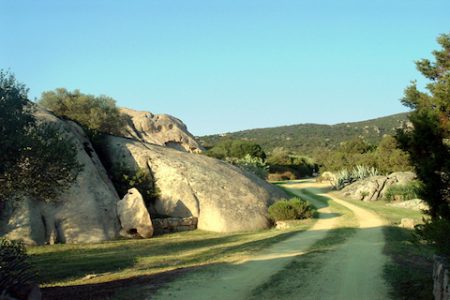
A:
[152,216,198,235]
[387,199,429,211]
[100,135,287,233]
[433,256,450,300]
[275,221,291,230]
[117,188,153,238]
[0,107,120,245]
[399,218,418,229]
[120,108,203,153]
[340,172,417,201]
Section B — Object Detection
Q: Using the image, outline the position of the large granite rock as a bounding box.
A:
[340,171,416,201]
[100,135,287,233]
[117,188,153,238]
[0,107,121,245]
[120,108,203,153]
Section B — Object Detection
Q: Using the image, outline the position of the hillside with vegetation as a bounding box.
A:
[199,112,409,154]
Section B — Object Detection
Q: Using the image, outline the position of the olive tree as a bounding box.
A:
[0,71,82,203]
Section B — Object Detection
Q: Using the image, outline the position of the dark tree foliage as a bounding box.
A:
[0,71,34,180]
[397,33,450,221]
[0,71,82,203]
[18,125,83,203]
[39,88,126,137]
[0,238,37,297]
[206,139,266,160]
[110,163,158,208]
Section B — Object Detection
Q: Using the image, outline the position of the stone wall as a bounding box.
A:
[433,256,450,300]
[152,217,198,235]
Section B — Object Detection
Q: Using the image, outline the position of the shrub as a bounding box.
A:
[268,171,297,182]
[268,197,314,221]
[226,154,269,179]
[416,219,450,258]
[110,164,158,207]
[384,181,422,202]
[0,238,37,297]
[206,139,266,160]
[38,88,126,137]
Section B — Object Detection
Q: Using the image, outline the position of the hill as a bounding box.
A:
[198,112,409,154]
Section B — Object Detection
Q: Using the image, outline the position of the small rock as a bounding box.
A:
[275,221,291,230]
[117,188,153,238]
[399,218,418,229]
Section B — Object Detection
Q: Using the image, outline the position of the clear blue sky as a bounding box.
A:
[1,1,449,135]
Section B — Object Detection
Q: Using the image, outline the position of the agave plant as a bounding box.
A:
[333,165,380,190]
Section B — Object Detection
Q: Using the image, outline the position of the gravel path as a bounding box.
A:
[151,181,390,300]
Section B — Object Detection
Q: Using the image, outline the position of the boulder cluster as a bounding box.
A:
[340,172,416,201]
[0,106,286,245]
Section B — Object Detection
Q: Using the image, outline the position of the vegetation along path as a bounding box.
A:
[152,180,390,300]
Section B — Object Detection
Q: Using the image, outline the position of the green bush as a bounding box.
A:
[268,197,314,221]
[0,238,37,297]
[38,88,126,137]
[384,181,422,202]
[206,139,266,160]
[226,154,269,179]
[110,164,158,207]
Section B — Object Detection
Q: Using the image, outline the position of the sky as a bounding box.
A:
[1,1,449,136]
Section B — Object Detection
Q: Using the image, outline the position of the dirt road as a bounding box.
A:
[152,181,390,300]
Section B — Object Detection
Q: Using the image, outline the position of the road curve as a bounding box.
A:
[151,181,390,300]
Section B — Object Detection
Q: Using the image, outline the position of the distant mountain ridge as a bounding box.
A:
[198,112,410,154]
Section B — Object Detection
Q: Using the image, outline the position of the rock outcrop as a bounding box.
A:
[0,104,288,244]
[340,172,416,201]
[387,199,429,211]
[153,216,198,235]
[120,108,203,153]
[117,188,153,238]
[100,135,287,233]
[0,107,121,245]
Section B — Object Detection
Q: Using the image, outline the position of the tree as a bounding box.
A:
[374,135,412,174]
[39,88,126,137]
[0,71,34,183]
[397,33,450,254]
[0,71,82,203]
[206,139,266,160]
[397,33,450,220]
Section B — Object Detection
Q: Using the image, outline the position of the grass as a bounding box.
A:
[28,220,315,288]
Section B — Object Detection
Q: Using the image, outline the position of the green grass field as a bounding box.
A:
[28,219,315,287]
[27,181,434,299]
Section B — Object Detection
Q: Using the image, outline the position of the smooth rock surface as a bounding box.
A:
[120,108,203,153]
[117,188,153,238]
[0,107,120,245]
[100,135,287,233]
